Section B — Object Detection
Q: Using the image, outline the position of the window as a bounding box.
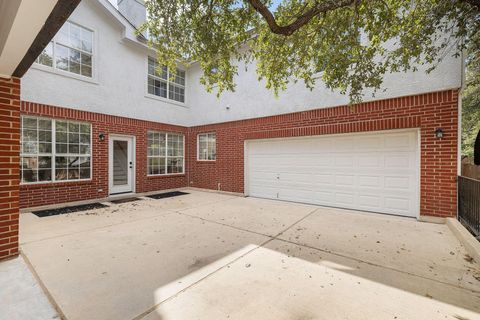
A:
[198,133,216,161]
[147,57,186,103]
[147,132,184,175]
[20,116,91,184]
[35,21,93,78]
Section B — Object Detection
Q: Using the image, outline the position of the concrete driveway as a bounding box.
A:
[20,190,480,320]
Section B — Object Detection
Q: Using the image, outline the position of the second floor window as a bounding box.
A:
[148,57,186,103]
[35,21,93,78]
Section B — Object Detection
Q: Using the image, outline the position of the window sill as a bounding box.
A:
[20,178,93,188]
[147,173,186,178]
[144,94,188,108]
[31,63,99,85]
[196,160,216,163]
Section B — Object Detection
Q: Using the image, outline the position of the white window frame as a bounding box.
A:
[147,131,185,176]
[146,56,187,106]
[33,20,95,82]
[197,132,216,161]
[20,116,93,185]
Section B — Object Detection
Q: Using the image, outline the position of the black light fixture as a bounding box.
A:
[99,133,106,141]
[435,128,444,139]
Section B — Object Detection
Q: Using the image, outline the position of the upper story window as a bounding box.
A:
[21,116,92,184]
[147,57,186,103]
[35,21,93,78]
[198,133,216,161]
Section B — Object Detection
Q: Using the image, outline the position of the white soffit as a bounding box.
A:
[0,0,57,78]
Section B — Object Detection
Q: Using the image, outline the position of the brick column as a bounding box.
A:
[0,77,20,260]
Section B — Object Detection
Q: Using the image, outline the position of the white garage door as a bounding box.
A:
[246,130,419,217]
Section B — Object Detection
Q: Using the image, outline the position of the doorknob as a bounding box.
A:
[129,161,133,168]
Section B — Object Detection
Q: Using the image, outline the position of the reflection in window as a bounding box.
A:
[147,132,184,175]
[20,116,91,184]
[35,21,93,77]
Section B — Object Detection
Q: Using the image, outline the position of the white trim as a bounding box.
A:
[20,116,92,185]
[31,20,98,83]
[197,132,216,161]
[109,134,136,195]
[244,128,421,219]
[145,56,187,107]
[146,131,185,176]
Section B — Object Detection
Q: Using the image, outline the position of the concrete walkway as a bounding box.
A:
[19,190,480,320]
[0,256,58,320]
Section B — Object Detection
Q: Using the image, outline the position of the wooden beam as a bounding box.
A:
[12,0,82,78]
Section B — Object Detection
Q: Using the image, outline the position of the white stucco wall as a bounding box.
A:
[21,0,463,127]
[187,49,462,126]
[21,0,191,126]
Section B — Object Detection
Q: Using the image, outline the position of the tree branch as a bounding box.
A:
[246,0,357,36]
[461,0,480,10]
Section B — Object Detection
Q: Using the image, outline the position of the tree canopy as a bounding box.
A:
[141,0,480,102]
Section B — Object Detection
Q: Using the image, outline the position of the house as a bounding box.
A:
[0,0,82,260]
[18,0,462,223]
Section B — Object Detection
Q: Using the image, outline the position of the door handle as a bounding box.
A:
[129,161,133,169]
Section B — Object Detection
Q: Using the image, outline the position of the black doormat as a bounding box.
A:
[110,197,142,204]
[32,203,109,218]
[146,191,189,200]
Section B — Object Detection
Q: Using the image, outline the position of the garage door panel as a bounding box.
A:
[246,130,419,218]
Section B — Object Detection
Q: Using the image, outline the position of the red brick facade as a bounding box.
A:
[20,89,459,218]
[20,102,188,208]
[0,77,20,260]
[188,89,459,218]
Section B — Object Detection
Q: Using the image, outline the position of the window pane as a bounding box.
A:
[173,69,185,86]
[168,84,185,103]
[198,134,207,160]
[54,22,93,77]
[38,119,52,130]
[37,42,53,67]
[70,23,82,51]
[57,24,69,46]
[167,157,183,174]
[68,156,80,180]
[21,157,38,183]
[22,117,37,129]
[81,65,92,77]
[56,121,68,132]
[54,120,91,180]
[80,123,90,134]
[81,28,93,53]
[39,143,52,153]
[56,131,67,143]
[38,169,52,182]
[55,44,69,71]
[56,143,67,153]
[55,157,68,180]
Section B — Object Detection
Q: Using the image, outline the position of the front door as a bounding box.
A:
[109,135,135,195]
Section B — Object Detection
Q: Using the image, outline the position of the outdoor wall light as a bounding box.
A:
[435,128,444,139]
[99,133,106,141]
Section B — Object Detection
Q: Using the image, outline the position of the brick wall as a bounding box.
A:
[0,77,20,260]
[188,89,459,218]
[20,102,188,208]
[21,89,459,217]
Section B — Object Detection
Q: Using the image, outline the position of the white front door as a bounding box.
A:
[245,129,420,218]
[109,135,135,195]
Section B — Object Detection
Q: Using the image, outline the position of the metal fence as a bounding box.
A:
[458,176,480,238]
